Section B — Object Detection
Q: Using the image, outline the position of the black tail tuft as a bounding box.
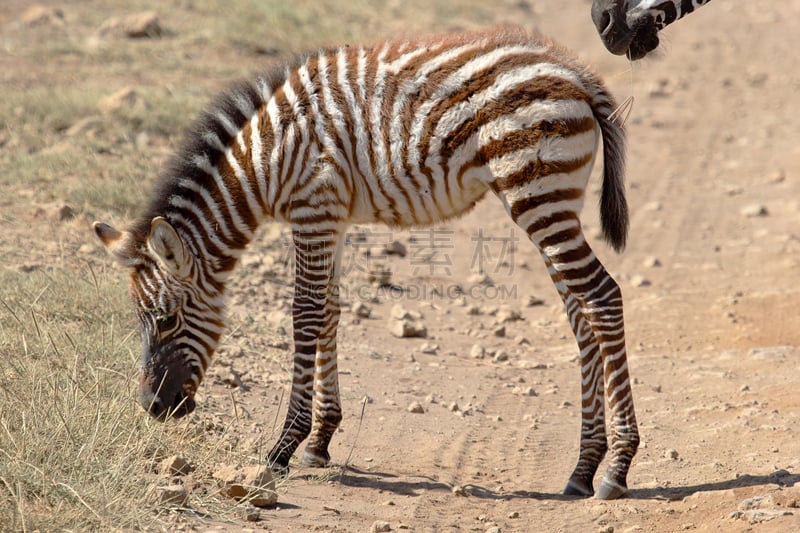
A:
[595,104,629,253]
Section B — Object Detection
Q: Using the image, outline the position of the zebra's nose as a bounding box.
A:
[139,388,195,421]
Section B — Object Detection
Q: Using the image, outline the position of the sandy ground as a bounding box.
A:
[2,1,800,531]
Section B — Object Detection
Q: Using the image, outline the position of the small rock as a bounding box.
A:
[513,386,537,396]
[508,511,519,519]
[391,304,422,320]
[241,504,260,522]
[526,295,545,307]
[448,401,460,412]
[353,302,371,318]
[740,204,769,218]
[493,350,509,362]
[156,484,188,505]
[492,325,506,338]
[383,240,407,257]
[486,527,501,533]
[598,527,614,533]
[468,273,494,286]
[407,401,425,414]
[665,449,679,460]
[631,275,651,287]
[420,342,439,354]
[452,485,468,496]
[642,256,662,268]
[21,5,64,26]
[470,344,486,359]
[159,455,192,476]
[213,465,278,508]
[389,319,427,338]
[98,12,162,38]
[371,521,392,533]
[496,308,523,323]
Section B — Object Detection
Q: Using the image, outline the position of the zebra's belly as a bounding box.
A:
[349,164,493,228]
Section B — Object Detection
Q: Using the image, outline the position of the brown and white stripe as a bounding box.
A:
[94,27,639,500]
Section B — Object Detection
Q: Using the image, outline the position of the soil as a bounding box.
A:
[2,1,799,531]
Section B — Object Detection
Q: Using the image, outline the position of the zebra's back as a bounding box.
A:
[262,28,618,229]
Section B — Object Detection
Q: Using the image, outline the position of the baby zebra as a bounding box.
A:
[94,27,639,500]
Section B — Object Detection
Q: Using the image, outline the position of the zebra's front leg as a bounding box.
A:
[302,238,345,467]
[267,228,340,473]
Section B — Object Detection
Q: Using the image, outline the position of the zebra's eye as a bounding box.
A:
[157,312,179,334]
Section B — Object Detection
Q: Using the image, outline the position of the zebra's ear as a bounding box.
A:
[146,217,192,279]
[93,221,139,267]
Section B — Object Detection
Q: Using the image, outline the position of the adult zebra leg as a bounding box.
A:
[302,236,345,467]
[539,232,639,500]
[267,228,340,472]
[544,257,608,498]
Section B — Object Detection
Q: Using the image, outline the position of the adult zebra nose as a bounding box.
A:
[591,1,636,56]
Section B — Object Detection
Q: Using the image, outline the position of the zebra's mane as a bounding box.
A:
[128,59,301,244]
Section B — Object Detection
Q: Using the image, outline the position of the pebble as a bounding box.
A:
[407,401,425,414]
[468,273,494,286]
[452,485,468,496]
[492,325,506,337]
[740,204,769,218]
[97,11,163,38]
[383,240,407,257]
[212,465,278,507]
[508,511,519,519]
[391,304,422,320]
[420,342,439,354]
[496,308,523,323]
[159,455,193,476]
[353,302,372,318]
[371,521,392,533]
[240,504,260,522]
[470,344,486,359]
[665,449,679,460]
[642,256,662,268]
[389,318,427,338]
[156,484,188,505]
[512,386,537,396]
[526,295,545,307]
[493,350,509,362]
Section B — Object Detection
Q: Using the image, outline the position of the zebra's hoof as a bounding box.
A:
[300,448,331,468]
[563,479,594,497]
[595,477,628,500]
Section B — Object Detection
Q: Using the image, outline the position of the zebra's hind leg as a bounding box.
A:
[539,233,639,499]
[543,257,608,497]
[267,228,342,473]
[302,237,345,467]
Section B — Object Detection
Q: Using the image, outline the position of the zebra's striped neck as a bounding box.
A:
[134,72,297,280]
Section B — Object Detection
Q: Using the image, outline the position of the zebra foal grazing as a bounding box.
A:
[592,0,712,59]
[94,27,639,500]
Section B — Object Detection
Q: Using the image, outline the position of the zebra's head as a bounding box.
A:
[591,0,672,60]
[94,217,224,421]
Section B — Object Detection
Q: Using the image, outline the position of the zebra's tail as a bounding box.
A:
[592,94,629,253]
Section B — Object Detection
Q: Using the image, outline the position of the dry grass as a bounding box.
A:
[0,268,271,530]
